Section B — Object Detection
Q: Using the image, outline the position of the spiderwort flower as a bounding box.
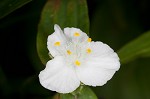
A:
[39,24,120,93]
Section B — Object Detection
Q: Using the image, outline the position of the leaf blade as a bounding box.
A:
[118,31,150,64]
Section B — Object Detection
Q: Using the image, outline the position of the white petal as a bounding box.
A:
[76,41,120,86]
[39,56,80,93]
[47,24,67,57]
[85,56,120,70]
[64,27,88,43]
[76,64,117,86]
[86,41,120,70]
[87,42,114,57]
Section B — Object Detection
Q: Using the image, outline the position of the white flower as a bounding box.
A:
[39,24,120,93]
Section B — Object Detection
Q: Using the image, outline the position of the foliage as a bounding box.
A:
[118,31,150,64]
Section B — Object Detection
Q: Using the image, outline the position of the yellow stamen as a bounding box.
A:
[67,50,72,55]
[54,42,61,46]
[74,32,80,37]
[87,38,92,42]
[75,60,81,66]
[86,48,92,54]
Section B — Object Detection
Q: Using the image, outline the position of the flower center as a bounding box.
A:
[64,42,92,67]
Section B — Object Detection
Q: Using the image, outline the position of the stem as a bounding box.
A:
[74,94,78,99]
[71,85,84,99]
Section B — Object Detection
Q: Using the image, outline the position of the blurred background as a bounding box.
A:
[0,0,150,99]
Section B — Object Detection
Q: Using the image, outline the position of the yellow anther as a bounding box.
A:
[75,60,81,66]
[74,32,80,37]
[54,42,61,46]
[67,50,72,55]
[86,48,92,54]
[87,38,92,42]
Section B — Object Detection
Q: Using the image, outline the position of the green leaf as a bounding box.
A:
[118,31,150,64]
[60,86,98,99]
[0,0,32,19]
[37,0,89,65]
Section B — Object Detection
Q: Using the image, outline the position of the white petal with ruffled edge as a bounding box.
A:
[76,42,120,86]
[86,42,120,70]
[76,64,116,86]
[39,56,80,93]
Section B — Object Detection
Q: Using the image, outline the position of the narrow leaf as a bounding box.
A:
[118,31,150,64]
[0,0,32,19]
[37,0,89,65]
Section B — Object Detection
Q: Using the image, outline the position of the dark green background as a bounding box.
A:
[0,0,150,99]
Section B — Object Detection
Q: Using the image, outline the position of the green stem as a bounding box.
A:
[74,94,78,99]
[71,85,84,99]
